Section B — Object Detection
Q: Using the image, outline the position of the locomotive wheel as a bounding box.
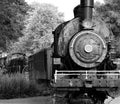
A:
[69,95,95,104]
[52,94,69,104]
[52,97,69,104]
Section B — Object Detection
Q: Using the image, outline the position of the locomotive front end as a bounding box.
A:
[69,30,107,68]
[51,0,120,104]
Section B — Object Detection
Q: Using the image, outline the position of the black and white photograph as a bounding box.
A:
[0,0,120,104]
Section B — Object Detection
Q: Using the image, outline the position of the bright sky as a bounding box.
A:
[25,0,104,20]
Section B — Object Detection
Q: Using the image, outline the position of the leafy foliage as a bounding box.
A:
[95,0,120,35]
[95,0,120,56]
[10,3,64,55]
[0,0,29,50]
[0,73,41,99]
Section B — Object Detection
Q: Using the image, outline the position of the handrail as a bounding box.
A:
[56,70,120,73]
[54,70,120,81]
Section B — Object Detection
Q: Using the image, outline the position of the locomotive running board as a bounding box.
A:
[52,70,120,88]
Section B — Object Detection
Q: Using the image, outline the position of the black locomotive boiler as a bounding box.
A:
[51,0,120,104]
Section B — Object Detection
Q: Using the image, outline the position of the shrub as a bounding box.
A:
[0,72,40,99]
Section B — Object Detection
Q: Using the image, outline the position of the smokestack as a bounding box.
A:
[80,0,94,20]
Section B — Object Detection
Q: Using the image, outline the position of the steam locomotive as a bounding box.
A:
[51,0,120,104]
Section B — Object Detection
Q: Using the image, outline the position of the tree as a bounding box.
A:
[0,0,29,50]
[95,0,120,56]
[95,0,120,36]
[10,3,64,55]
